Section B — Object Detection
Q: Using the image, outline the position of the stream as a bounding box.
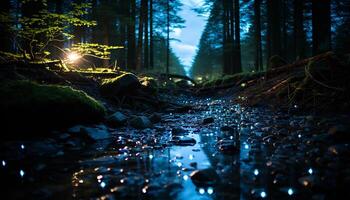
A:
[1,95,349,199]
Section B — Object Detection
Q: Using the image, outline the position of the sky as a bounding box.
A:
[170,0,208,76]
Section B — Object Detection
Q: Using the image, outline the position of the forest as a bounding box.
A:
[0,0,350,200]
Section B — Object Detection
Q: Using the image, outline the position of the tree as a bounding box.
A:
[312,0,331,55]
[234,0,242,73]
[127,0,137,70]
[294,0,305,60]
[267,0,282,62]
[254,0,263,71]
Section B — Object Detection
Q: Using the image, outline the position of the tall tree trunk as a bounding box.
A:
[267,0,282,62]
[149,0,154,69]
[312,0,331,55]
[234,0,242,73]
[294,0,305,60]
[0,0,13,52]
[166,0,170,74]
[254,0,263,71]
[282,0,288,59]
[137,0,146,71]
[127,0,137,70]
[222,0,230,74]
[144,0,149,69]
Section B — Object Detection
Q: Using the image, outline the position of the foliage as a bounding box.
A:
[2,3,96,61]
[68,43,123,60]
[0,80,106,135]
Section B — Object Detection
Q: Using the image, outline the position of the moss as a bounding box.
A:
[0,80,106,137]
[100,73,141,96]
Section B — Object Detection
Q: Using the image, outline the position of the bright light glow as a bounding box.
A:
[244,144,249,149]
[288,188,294,196]
[260,191,267,198]
[189,154,194,160]
[100,181,106,188]
[20,169,25,177]
[2,160,6,167]
[21,144,25,149]
[199,188,205,194]
[67,52,81,63]
[177,162,182,167]
[254,169,259,176]
[207,187,214,194]
[308,168,313,175]
[149,155,154,159]
[183,175,189,181]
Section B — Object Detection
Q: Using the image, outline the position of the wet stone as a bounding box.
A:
[172,127,187,135]
[171,136,196,146]
[202,117,214,125]
[106,111,127,127]
[129,116,153,129]
[190,168,220,187]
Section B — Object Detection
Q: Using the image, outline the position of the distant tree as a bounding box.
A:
[312,0,331,55]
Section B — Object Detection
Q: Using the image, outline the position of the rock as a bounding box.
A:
[171,136,196,146]
[190,168,219,186]
[106,112,127,127]
[221,126,235,132]
[217,139,238,154]
[100,73,141,96]
[149,113,162,123]
[79,126,111,141]
[328,125,350,142]
[68,125,84,133]
[298,175,321,188]
[203,117,214,124]
[172,127,187,135]
[129,116,153,129]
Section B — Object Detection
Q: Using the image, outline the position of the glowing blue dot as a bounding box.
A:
[100,181,106,188]
[260,191,266,198]
[189,154,194,160]
[2,160,6,167]
[149,155,153,159]
[308,168,313,175]
[20,169,25,177]
[298,134,302,138]
[199,188,205,194]
[254,169,259,176]
[183,175,189,181]
[244,144,249,149]
[177,162,182,167]
[21,144,25,149]
[288,188,294,196]
[207,187,214,194]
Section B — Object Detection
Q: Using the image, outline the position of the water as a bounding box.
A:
[1,96,349,199]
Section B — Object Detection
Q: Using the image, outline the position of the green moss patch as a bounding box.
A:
[0,80,106,137]
[100,73,141,97]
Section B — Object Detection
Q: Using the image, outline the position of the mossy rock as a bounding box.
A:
[269,55,287,69]
[140,76,158,94]
[100,73,141,96]
[0,80,106,137]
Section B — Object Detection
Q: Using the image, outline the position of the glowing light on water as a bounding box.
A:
[183,175,189,181]
[199,188,205,194]
[308,168,313,175]
[149,155,154,159]
[177,162,182,167]
[298,134,302,138]
[288,188,294,196]
[2,160,6,167]
[244,144,249,149]
[254,169,259,176]
[142,187,147,193]
[100,181,106,188]
[207,187,214,194]
[20,169,25,177]
[189,154,194,160]
[20,144,25,149]
[260,191,267,198]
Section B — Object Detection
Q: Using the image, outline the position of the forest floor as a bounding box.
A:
[1,52,350,199]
